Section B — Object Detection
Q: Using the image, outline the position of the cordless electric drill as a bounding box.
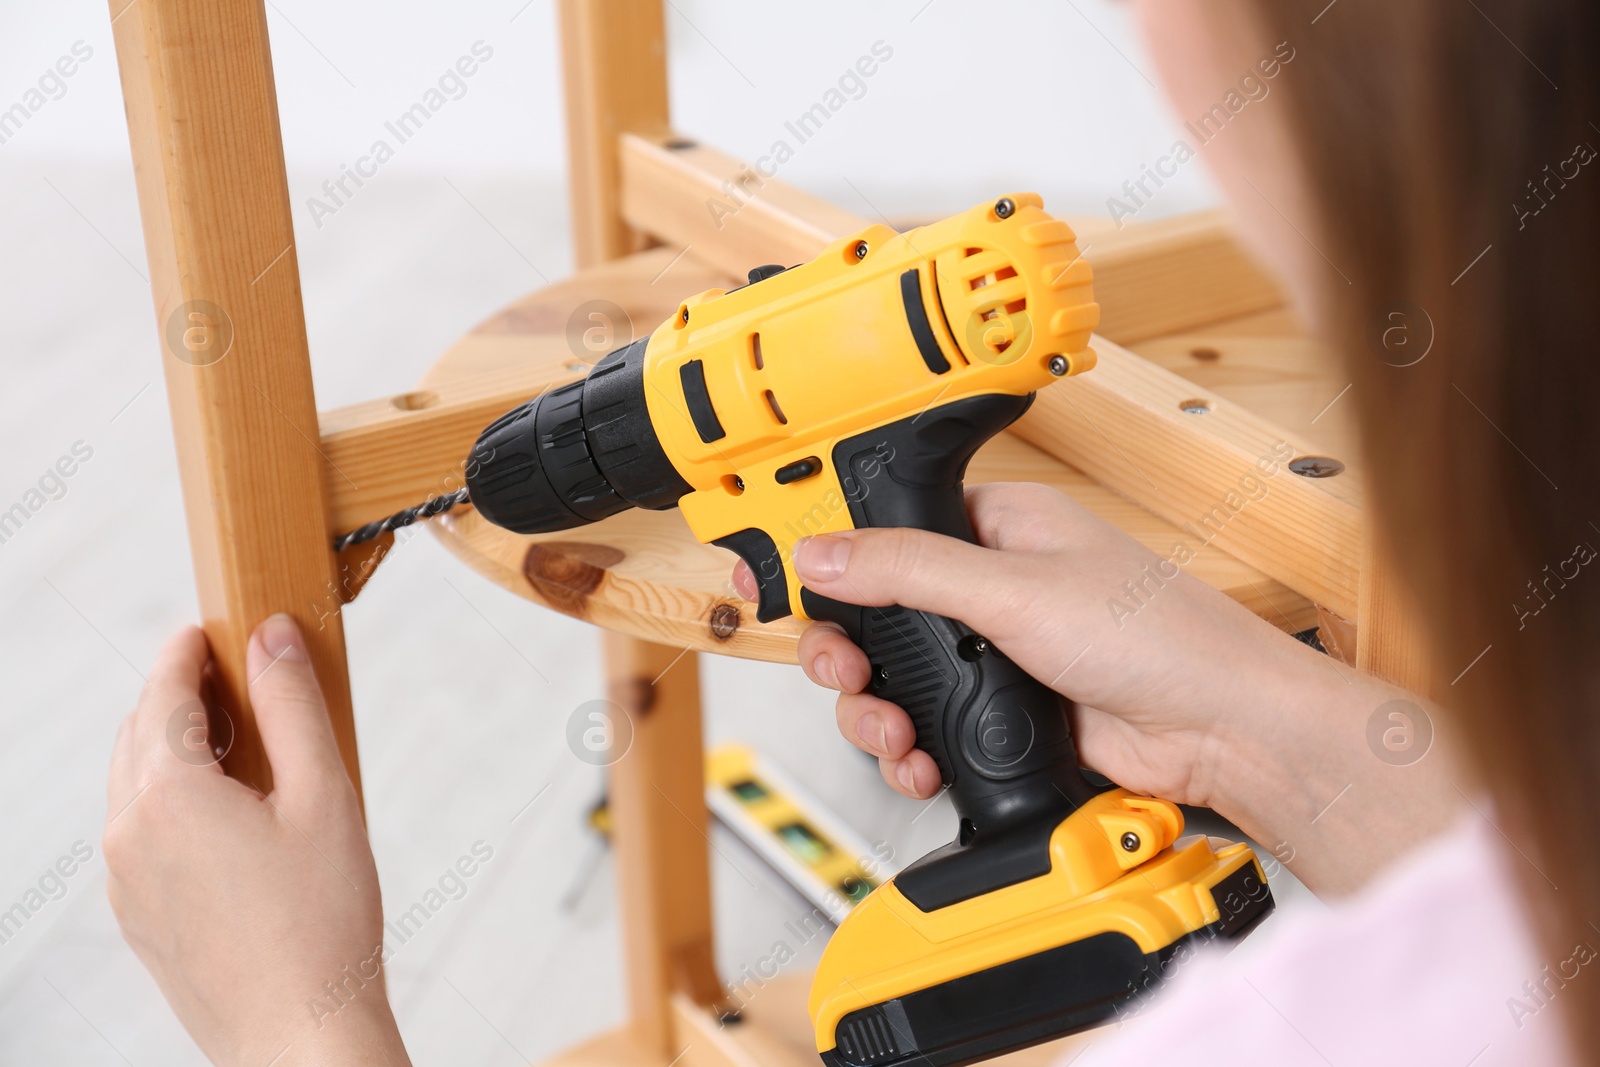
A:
[463,196,1274,1065]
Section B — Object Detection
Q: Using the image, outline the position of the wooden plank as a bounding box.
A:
[535,1023,663,1067]
[618,134,867,277]
[617,134,1282,344]
[320,247,1319,645]
[1129,315,1362,467]
[605,634,721,1055]
[1084,211,1283,344]
[674,994,777,1067]
[1011,337,1362,619]
[321,247,736,534]
[428,430,1317,664]
[559,0,671,267]
[112,0,360,796]
[322,338,585,534]
[671,977,1094,1067]
[320,191,1294,543]
[1356,522,1441,697]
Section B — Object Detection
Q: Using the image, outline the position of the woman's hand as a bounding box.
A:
[104,617,410,1067]
[734,482,1464,894]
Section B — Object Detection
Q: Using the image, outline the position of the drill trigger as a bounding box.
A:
[712,527,792,623]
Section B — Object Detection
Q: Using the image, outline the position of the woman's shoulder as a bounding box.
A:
[1083,814,1578,1065]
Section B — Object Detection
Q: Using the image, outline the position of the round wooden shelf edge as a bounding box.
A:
[420,247,1319,663]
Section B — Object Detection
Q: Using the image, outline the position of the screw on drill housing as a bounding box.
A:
[853,240,869,260]
[1121,832,1140,852]
[994,197,1016,219]
[1048,355,1069,376]
[957,634,989,661]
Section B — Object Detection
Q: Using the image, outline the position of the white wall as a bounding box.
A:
[0,0,1217,221]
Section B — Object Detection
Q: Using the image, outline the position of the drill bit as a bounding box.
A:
[332,488,471,553]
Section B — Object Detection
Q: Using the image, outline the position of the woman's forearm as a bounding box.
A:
[277,1002,412,1067]
[1207,638,1467,895]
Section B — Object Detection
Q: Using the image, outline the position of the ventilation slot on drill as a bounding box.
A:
[750,332,764,369]
[764,389,788,424]
[835,1007,903,1067]
[968,265,1017,291]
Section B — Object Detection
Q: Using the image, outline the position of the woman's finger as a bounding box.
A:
[731,559,758,602]
[796,622,871,693]
[790,527,1029,641]
[963,481,1080,553]
[835,691,918,761]
[130,626,213,767]
[245,615,350,810]
[878,748,942,800]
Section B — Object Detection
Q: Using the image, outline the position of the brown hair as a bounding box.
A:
[1240,0,1600,1054]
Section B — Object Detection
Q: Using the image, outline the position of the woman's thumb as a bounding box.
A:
[792,528,1017,633]
[244,614,348,801]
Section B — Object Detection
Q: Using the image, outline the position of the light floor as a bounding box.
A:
[0,159,1314,1065]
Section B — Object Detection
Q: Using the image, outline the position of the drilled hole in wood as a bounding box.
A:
[1189,346,1221,362]
[1180,398,1211,414]
[392,391,439,411]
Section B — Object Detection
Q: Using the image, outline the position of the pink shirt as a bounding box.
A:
[1079,814,1577,1065]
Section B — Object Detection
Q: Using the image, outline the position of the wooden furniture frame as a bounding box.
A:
[110,2,1430,1065]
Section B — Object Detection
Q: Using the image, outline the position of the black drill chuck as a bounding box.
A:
[466,338,691,534]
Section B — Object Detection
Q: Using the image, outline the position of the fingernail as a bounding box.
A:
[857,711,887,756]
[733,562,756,601]
[258,613,307,663]
[814,653,841,690]
[895,761,916,793]
[794,535,850,581]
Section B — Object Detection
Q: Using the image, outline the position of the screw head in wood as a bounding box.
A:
[1289,456,1345,478]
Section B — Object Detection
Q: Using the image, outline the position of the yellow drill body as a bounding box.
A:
[464,195,1275,1067]
[640,194,1098,618]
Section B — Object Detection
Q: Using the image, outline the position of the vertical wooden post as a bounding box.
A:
[604,634,721,1054]
[110,0,361,796]
[1356,514,1441,699]
[557,0,671,267]
[558,0,718,1047]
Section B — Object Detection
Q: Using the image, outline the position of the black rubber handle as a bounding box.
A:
[800,394,1106,911]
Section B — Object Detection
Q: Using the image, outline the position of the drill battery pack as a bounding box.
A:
[810,790,1273,1067]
